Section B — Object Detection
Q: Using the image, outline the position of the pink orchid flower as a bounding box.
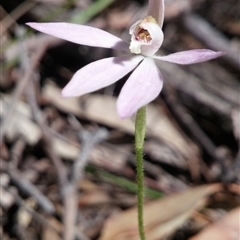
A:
[26,0,222,118]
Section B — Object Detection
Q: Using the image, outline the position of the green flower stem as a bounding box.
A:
[135,106,146,240]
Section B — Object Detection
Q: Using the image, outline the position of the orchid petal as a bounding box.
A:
[129,17,164,56]
[154,49,224,64]
[148,0,165,28]
[117,58,163,118]
[26,22,128,51]
[62,55,143,97]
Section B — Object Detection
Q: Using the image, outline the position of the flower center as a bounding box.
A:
[129,15,162,55]
[133,16,157,43]
[135,28,151,43]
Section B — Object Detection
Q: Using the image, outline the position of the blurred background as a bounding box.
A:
[1,0,240,240]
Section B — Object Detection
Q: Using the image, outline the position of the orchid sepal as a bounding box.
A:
[153,49,224,65]
[148,0,165,27]
[62,55,144,97]
[26,22,129,51]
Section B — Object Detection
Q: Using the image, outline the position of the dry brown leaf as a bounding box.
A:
[1,96,41,144]
[190,207,240,240]
[52,137,79,159]
[99,184,222,240]
[90,144,127,171]
[42,217,62,240]
[228,184,240,196]
[43,82,133,130]
[17,198,36,228]
[52,137,126,171]
[78,190,111,207]
[79,179,101,192]
[0,186,15,208]
[144,140,187,169]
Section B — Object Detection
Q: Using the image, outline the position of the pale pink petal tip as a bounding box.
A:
[154,49,224,65]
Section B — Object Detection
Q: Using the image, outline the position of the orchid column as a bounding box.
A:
[26,0,223,239]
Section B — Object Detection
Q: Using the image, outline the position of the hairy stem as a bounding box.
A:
[135,106,146,240]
